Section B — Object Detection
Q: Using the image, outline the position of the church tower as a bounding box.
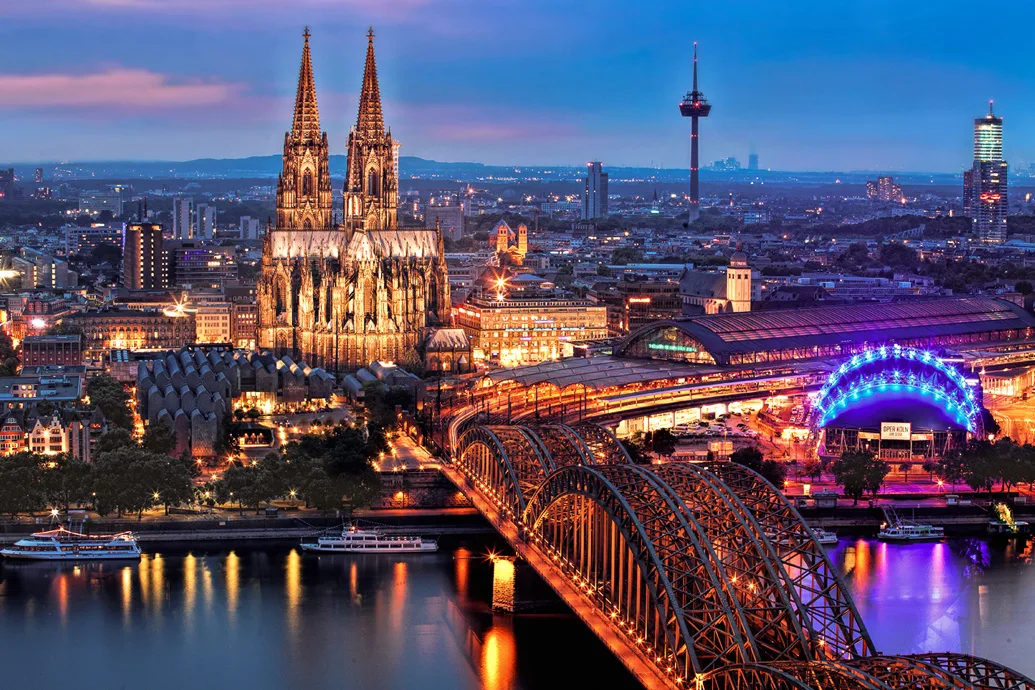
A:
[275,28,333,232]
[726,249,752,312]
[344,28,399,233]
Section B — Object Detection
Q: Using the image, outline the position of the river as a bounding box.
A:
[0,536,1032,689]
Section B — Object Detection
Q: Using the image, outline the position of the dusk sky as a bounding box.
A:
[2,0,1034,171]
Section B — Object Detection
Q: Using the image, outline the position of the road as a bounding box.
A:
[987,394,1035,444]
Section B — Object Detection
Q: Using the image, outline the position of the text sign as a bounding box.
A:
[880,422,912,441]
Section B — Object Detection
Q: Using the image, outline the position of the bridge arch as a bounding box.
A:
[454,426,550,516]
[808,344,982,436]
[521,463,766,680]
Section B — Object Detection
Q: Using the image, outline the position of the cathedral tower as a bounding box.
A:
[344,28,399,233]
[275,28,333,232]
[258,28,450,372]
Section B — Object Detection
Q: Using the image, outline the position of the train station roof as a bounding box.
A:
[481,356,725,391]
[618,297,1035,364]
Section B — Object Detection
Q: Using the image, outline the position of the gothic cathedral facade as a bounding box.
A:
[257,29,451,371]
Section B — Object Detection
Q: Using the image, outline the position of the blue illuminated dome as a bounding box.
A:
[808,344,982,435]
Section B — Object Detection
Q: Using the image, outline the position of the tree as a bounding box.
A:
[648,429,677,457]
[92,447,192,518]
[1015,280,1034,295]
[619,438,648,465]
[95,428,136,454]
[831,450,879,505]
[42,454,93,511]
[982,408,1001,437]
[802,458,824,482]
[0,452,47,516]
[611,247,644,265]
[730,446,786,487]
[141,423,177,456]
[898,461,911,483]
[246,408,260,421]
[863,456,891,499]
[921,459,939,481]
[730,446,764,472]
[86,374,133,430]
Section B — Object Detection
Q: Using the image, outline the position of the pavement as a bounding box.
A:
[379,434,435,472]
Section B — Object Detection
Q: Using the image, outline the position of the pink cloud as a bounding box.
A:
[0,68,240,109]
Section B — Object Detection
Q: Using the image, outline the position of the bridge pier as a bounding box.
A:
[491,557,553,612]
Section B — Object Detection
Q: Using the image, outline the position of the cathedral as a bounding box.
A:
[257,29,451,371]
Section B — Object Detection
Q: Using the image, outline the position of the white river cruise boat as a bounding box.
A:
[878,507,944,542]
[1,528,141,561]
[813,528,839,546]
[301,526,438,554]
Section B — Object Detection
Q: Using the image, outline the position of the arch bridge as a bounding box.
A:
[441,422,1033,690]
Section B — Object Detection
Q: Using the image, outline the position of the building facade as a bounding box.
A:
[454,294,608,367]
[257,29,450,371]
[680,251,757,315]
[66,308,196,361]
[172,197,193,240]
[21,334,82,367]
[966,102,1008,243]
[122,221,166,290]
[582,162,609,219]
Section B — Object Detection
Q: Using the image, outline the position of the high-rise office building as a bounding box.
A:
[195,203,216,240]
[122,221,166,289]
[748,153,759,171]
[965,102,1008,243]
[172,196,194,239]
[582,161,609,219]
[865,176,903,203]
[34,168,43,185]
[239,216,261,240]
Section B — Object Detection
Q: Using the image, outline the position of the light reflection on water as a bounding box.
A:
[6,539,1032,688]
[832,536,1035,676]
[0,542,640,690]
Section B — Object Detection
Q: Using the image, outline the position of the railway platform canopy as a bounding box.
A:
[617,297,1035,367]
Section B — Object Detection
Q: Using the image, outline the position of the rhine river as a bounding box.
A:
[1,536,1033,689]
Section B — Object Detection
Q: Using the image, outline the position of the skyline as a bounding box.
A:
[2,1,1035,171]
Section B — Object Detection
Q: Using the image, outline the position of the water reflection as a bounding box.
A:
[832,536,1035,675]
[0,543,650,690]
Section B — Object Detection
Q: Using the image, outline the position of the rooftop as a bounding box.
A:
[619,297,1035,361]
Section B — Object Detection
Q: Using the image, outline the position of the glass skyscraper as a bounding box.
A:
[966,102,1007,243]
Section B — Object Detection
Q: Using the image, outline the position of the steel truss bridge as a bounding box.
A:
[441,422,1035,690]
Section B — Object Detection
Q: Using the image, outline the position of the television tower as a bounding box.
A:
[680,43,711,223]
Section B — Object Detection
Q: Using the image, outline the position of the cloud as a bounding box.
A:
[0,68,240,109]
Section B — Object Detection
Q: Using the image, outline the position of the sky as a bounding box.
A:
[1,0,1034,172]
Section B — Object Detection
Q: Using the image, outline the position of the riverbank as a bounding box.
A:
[0,508,495,545]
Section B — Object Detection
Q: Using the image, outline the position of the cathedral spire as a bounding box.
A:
[292,27,321,141]
[356,27,385,135]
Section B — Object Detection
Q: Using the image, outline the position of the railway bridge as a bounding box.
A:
[440,422,1035,690]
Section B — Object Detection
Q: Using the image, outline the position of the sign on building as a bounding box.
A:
[880,422,912,441]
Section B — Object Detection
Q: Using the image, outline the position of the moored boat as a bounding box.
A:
[813,528,838,546]
[1,528,141,561]
[878,507,943,542]
[301,526,437,554]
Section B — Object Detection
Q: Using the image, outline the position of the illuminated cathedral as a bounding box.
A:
[257,29,451,371]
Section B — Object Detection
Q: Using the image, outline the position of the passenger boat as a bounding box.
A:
[301,526,438,554]
[878,507,943,542]
[0,527,141,561]
[813,528,838,546]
